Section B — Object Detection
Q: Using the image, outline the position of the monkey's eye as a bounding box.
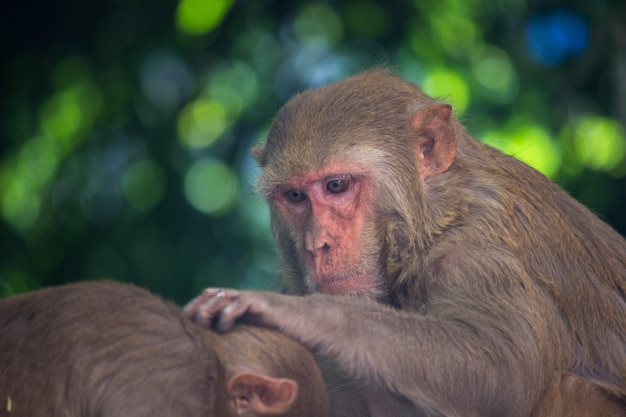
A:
[285,189,306,203]
[327,179,349,194]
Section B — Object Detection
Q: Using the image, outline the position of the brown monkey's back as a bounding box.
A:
[0,280,223,417]
[450,133,626,391]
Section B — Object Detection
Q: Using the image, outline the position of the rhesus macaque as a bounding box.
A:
[0,281,328,417]
[185,70,626,417]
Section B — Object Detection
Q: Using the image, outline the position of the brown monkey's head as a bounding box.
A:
[217,324,329,417]
[252,70,457,299]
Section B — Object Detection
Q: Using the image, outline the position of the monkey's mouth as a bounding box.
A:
[309,273,376,296]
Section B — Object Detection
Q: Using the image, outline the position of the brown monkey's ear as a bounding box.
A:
[227,372,298,416]
[251,143,267,166]
[410,104,457,178]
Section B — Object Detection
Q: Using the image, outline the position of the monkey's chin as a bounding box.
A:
[310,273,378,297]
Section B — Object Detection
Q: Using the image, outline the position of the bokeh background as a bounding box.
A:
[1,0,625,304]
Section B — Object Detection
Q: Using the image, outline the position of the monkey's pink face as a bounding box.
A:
[271,162,380,296]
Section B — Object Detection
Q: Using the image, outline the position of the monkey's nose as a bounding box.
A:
[313,242,331,257]
[305,232,316,257]
[305,232,330,257]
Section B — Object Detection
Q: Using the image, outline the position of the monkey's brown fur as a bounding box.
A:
[188,70,626,416]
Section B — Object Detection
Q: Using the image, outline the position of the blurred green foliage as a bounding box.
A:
[1,0,625,304]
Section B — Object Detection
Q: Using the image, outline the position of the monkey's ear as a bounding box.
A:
[227,372,298,416]
[251,143,267,166]
[410,104,457,178]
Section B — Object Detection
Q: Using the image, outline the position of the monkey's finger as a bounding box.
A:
[214,296,252,333]
[183,288,230,322]
[195,291,242,328]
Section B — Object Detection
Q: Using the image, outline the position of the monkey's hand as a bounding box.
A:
[183,289,273,332]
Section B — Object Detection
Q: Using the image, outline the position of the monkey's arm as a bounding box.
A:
[185,265,559,417]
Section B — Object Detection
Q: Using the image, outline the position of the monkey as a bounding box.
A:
[0,280,328,417]
[184,69,626,417]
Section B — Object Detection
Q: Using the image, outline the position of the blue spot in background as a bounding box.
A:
[525,9,589,66]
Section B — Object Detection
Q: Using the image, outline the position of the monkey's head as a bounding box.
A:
[252,70,457,299]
